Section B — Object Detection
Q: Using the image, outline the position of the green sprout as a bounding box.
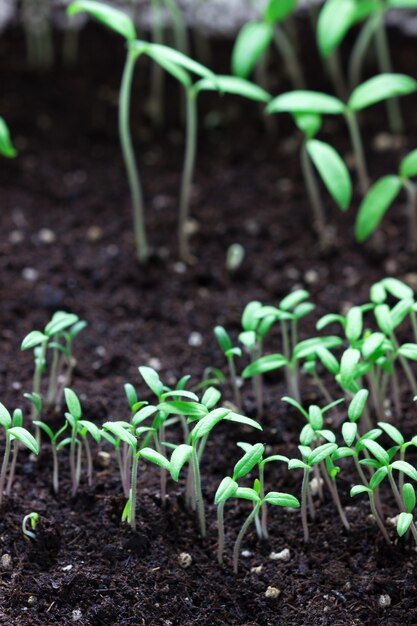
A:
[288,442,338,542]
[32,418,68,494]
[68,0,217,264]
[215,478,299,574]
[397,483,417,544]
[232,0,305,89]
[317,0,413,132]
[64,388,101,496]
[234,442,290,539]
[355,149,417,251]
[267,74,417,194]
[21,311,86,419]
[0,404,39,505]
[163,399,262,538]
[293,112,352,250]
[22,512,39,541]
[0,117,17,158]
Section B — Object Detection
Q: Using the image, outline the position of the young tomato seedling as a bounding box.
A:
[0,117,17,158]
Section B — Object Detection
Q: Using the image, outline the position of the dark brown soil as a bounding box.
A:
[1,20,417,626]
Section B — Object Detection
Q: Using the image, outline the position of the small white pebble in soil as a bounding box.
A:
[304,269,319,285]
[106,244,119,258]
[11,381,22,391]
[9,230,24,244]
[265,586,281,599]
[87,226,103,242]
[251,565,263,575]
[22,267,39,282]
[178,552,192,568]
[173,262,187,274]
[96,346,106,357]
[244,219,261,236]
[62,564,73,572]
[269,548,290,562]
[385,259,398,275]
[27,595,37,606]
[309,476,323,496]
[1,554,12,571]
[286,267,300,280]
[184,219,199,235]
[148,357,162,371]
[38,228,56,244]
[97,451,111,468]
[188,332,203,347]
[378,594,391,609]
[72,609,83,622]
[241,549,252,558]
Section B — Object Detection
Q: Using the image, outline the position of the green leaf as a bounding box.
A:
[124,383,138,410]
[102,422,136,448]
[139,366,164,398]
[33,420,54,441]
[45,311,79,336]
[78,420,101,443]
[281,396,309,419]
[391,460,417,481]
[201,386,221,409]
[377,422,404,446]
[403,483,416,513]
[288,458,310,470]
[260,454,289,467]
[317,0,357,58]
[145,50,192,88]
[293,112,322,139]
[68,0,136,41]
[342,422,357,447]
[293,336,343,360]
[362,333,385,360]
[267,90,345,115]
[316,347,340,375]
[64,388,82,420]
[160,390,199,402]
[400,149,417,179]
[8,427,39,455]
[233,443,265,479]
[196,75,271,102]
[345,307,363,343]
[264,0,297,23]
[369,466,388,489]
[316,313,344,331]
[308,405,323,431]
[348,389,369,422]
[339,348,361,387]
[263,491,300,507]
[242,301,263,332]
[234,487,261,503]
[383,277,414,300]
[391,299,413,329]
[21,331,47,351]
[170,444,193,481]
[333,446,355,460]
[398,343,417,361]
[191,408,230,442]
[214,326,232,353]
[300,423,315,446]
[397,511,413,537]
[308,442,338,466]
[280,289,310,312]
[0,403,12,429]
[349,74,417,111]
[388,0,417,6]
[215,477,239,504]
[374,304,394,336]
[225,412,263,431]
[0,116,17,158]
[139,447,170,470]
[362,439,390,465]
[355,175,402,242]
[24,392,42,415]
[242,354,287,378]
[370,282,386,304]
[157,401,208,419]
[231,22,273,78]
[350,484,372,496]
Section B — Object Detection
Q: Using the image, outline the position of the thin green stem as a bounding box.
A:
[233,504,260,574]
[228,356,242,411]
[348,14,379,89]
[301,468,310,542]
[369,491,391,544]
[273,24,305,89]
[345,110,369,195]
[52,445,59,495]
[192,448,206,538]
[46,340,60,406]
[0,435,11,505]
[119,50,148,263]
[6,441,18,496]
[375,13,403,134]
[217,501,226,564]
[179,90,197,261]
[300,142,330,250]
[404,180,417,253]
[129,452,139,531]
